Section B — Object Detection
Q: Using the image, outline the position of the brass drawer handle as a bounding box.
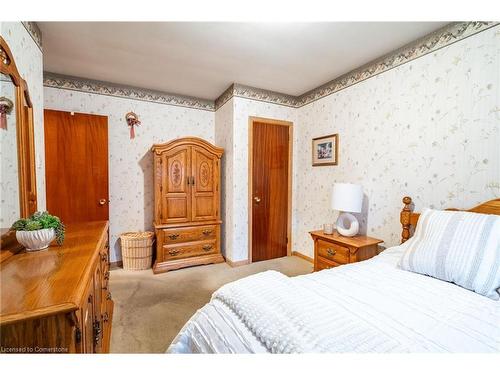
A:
[168,249,180,256]
[104,270,110,280]
[101,253,107,262]
[327,248,337,257]
[93,320,101,346]
[168,233,180,240]
[202,229,212,236]
[202,245,213,251]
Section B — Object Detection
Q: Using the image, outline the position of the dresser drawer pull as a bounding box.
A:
[168,249,180,256]
[168,233,180,240]
[101,253,107,262]
[93,320,101,346]
[104,270,110,280]
[202,229,213,236]
[326,248,337,257]
[202,245,213,251]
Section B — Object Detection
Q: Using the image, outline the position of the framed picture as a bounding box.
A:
[312,134,338,166]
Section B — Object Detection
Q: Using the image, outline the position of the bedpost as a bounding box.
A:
[400,196,413,243]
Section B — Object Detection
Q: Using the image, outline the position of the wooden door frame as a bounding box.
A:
[248,116,293,263]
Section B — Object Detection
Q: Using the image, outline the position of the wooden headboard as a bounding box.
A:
[400,196,500,243]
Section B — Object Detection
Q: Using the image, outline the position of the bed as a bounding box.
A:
[167,197,500,353]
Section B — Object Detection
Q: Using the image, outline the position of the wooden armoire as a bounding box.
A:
[151,137,224,273]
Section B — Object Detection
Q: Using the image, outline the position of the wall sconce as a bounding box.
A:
[125,111,141,139]
[0,96,14,130]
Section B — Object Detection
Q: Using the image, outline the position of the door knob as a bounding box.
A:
[99,199,107,206]
[253,197,261,203]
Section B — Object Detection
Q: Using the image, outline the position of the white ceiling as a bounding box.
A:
[39,22,448,100]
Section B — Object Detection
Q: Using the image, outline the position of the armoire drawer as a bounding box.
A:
[162,225,217,244]
[162,240,218,260]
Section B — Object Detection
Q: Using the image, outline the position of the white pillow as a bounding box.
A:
[399,208,500,300]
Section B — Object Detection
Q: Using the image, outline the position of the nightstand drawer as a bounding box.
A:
[317,240,349,264]
[316,256,341,271]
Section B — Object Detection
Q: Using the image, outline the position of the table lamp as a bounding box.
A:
[331,183,363,237]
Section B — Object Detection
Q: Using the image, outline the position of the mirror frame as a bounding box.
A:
[0,36,37,260]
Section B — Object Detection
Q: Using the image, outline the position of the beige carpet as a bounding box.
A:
[109,256,312,353]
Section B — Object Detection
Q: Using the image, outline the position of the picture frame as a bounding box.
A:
[312,134,338,166]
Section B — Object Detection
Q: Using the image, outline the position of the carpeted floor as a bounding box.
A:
[109,256,312,353]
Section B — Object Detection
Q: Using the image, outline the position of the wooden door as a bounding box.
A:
[44,110,108,223]
[191,146,219,222]
[251,119,291,262]
[160,145,191,224]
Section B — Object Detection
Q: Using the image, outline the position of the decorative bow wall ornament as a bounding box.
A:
[125,111,141,139]
[0,96,14,130]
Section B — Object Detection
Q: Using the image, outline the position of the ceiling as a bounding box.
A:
[39,22,448,100]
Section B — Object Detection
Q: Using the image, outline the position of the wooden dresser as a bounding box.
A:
[151,137,224,274]
[310,230,383,272]
[0,222,113,353]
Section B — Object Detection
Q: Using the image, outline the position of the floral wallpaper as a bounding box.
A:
[44,87,215,262]
[293,25,500,258]
[214,98,234,260]
[0,79,20,227]
[1,22,46,214]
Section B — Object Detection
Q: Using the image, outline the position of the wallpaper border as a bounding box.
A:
[215,83,298,110]
[43,72,215,111]
[21,22,42,51]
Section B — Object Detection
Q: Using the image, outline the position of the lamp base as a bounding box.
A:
[336,212,359,237]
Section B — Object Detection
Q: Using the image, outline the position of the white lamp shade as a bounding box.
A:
[331,183,363,213]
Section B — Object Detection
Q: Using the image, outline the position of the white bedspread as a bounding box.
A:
[168,246,500,353]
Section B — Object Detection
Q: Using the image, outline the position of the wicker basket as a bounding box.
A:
[120,231,155,270]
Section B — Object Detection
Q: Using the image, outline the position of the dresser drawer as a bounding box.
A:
[317,239,349,264]
[162,225,217,244]
[163,240,218,260]
[316,256,341,271]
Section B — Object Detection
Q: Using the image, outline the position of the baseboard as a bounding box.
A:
[226,259,250,267]
[110,260,123,269]
[292,251,313,263]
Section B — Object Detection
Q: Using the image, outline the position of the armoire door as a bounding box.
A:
[160,145,191,224]
[44,109,109,223]
[191,146,219,222]
[251,118,292,262]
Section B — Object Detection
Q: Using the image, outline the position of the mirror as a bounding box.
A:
[0,36,37,259]
[0,72,20,228]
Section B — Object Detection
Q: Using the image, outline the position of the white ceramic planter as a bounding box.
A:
[16,228,56,251]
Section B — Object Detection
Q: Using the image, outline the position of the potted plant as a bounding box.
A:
[11,212,65,251]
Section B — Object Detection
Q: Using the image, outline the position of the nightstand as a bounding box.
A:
[309,230,383,272]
